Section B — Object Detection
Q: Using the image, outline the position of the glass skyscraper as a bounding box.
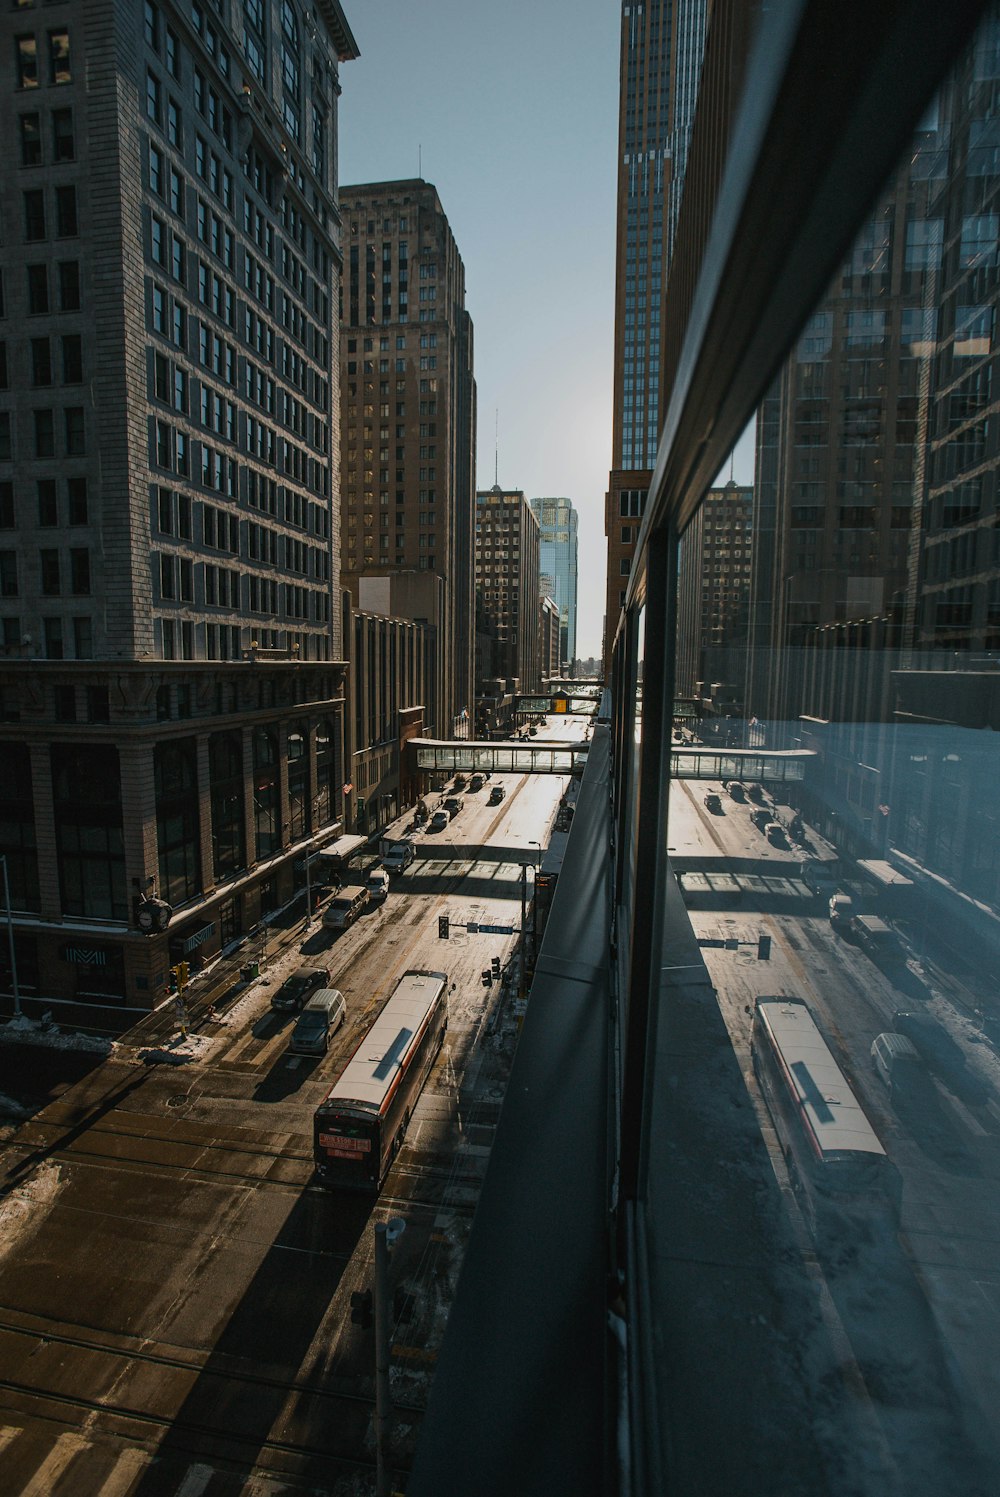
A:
[530,496,578,668]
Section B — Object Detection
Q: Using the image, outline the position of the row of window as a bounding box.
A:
[0,547,90,598]
[14,29,71,90]
[0,407,86,461]
[0,476,88,531]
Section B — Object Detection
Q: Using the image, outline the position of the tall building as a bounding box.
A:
[338,180,476,738]
[530,495,578,667]
[603,0,708,663]
[676,480,753,710]
[0,0,357,1013]
[474,486,540,694]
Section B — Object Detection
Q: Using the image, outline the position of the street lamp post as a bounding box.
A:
[0,854,21,1019]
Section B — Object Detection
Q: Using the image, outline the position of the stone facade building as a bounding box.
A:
[338,179,476,736]
[0,0,358,1016]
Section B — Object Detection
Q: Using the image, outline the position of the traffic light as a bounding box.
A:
[438,915,450,940]
[491,957,501,980]
[177,961,189,988]
[350,1289,373,1328]
[167,966,179,995]
[481,969,492,988]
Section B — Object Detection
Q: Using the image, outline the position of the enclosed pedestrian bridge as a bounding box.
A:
[409,739,813,783]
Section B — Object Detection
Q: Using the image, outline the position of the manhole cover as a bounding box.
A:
[167,1094,187,1108]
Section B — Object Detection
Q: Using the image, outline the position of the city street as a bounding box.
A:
[669,776,1000,1489]
[0,755,573,1496]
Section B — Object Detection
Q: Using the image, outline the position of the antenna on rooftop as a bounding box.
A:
[418,143,422,178]
[495,409,499,486]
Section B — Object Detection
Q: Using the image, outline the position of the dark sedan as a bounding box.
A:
[270,967,332,1013]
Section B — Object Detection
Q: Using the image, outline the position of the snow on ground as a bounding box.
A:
[0,1016,113,1054]
[0,1161,61,1264]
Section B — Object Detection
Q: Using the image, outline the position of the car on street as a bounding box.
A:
[765,821,787,847]
[469,773,485,792]
[443,796,464,816]
[429,809,451,831]
[704,792,723,813]
[850,914,905,965]
[750,808,771,831]
[488,784,506,805]
[289,988,346,1054]
[271,966,332,1013]
[725,781,746,801]
[828,892,855,930]
[366,867,390,903]
[452,774,467,790]
[382,840,416,874]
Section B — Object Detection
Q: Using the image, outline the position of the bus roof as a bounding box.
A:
[324,969,448,1116]
[756,999,886,1160]
[857,859,914,888]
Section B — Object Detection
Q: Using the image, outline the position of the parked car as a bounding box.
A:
[765,821,787,847]
[366,867,390,903]
[850,914,905,965]
[800,860,839,895]
[704,792,723,813]
[488,784,506,805]
[443,796,464,816]
[321,885,371,931]
[469,773,485,792]
[382,841,416,874]
[750,808,771,831]
[726,781,746,802]
[271,966,331,1013]
[429,809,451,831]
[289,988,346,1054]
[828,892,855,930]
[871,1031,929,1100]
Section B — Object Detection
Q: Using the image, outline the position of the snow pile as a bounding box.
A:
[0,1016,113,1054]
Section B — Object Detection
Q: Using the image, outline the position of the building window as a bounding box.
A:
[23,189,45,241]
[55,185,77,237]
[67,476,87,524]
[37,479,57,526]
[15,35,38,90]
[48,29,71,85]
[154,740,201,906]
[19,112,41,165]
[62,334,83,384]
[65,407,85,455]
[58,261,80,311]
[52,107,73,161]
[34,409,54,458]
[70,548,89,595]
[40,548,60,595]
[30,336,51,386]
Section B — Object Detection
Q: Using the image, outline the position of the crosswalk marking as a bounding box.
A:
[175,1463,215,1497]
[20,1432,89,1497]
[94,1446,150,1497]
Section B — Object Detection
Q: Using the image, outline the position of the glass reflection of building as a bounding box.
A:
[530,496,579,667]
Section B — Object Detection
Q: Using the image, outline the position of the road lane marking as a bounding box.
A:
[94,1447,150,1497]
[20,1432,89,1497]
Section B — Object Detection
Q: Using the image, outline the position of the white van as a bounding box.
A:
[871,1031,923,1096]
[290,988,346,1054]
[322,884,370,931]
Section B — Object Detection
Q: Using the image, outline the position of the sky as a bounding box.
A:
[337,0,751,660]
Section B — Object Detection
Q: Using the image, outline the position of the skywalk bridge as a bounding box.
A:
[410,738,814,783]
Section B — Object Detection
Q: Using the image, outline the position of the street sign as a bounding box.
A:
[475,923,515,935]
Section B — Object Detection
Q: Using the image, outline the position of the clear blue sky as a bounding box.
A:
[337,0,752,660]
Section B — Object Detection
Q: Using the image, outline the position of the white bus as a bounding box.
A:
[751,998,901,1241]
[314,969,449,1191]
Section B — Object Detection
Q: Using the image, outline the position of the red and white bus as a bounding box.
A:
[314,969,449,1191]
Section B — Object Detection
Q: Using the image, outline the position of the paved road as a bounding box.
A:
[0,756,574,1496]
[672,777,1000,1495]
